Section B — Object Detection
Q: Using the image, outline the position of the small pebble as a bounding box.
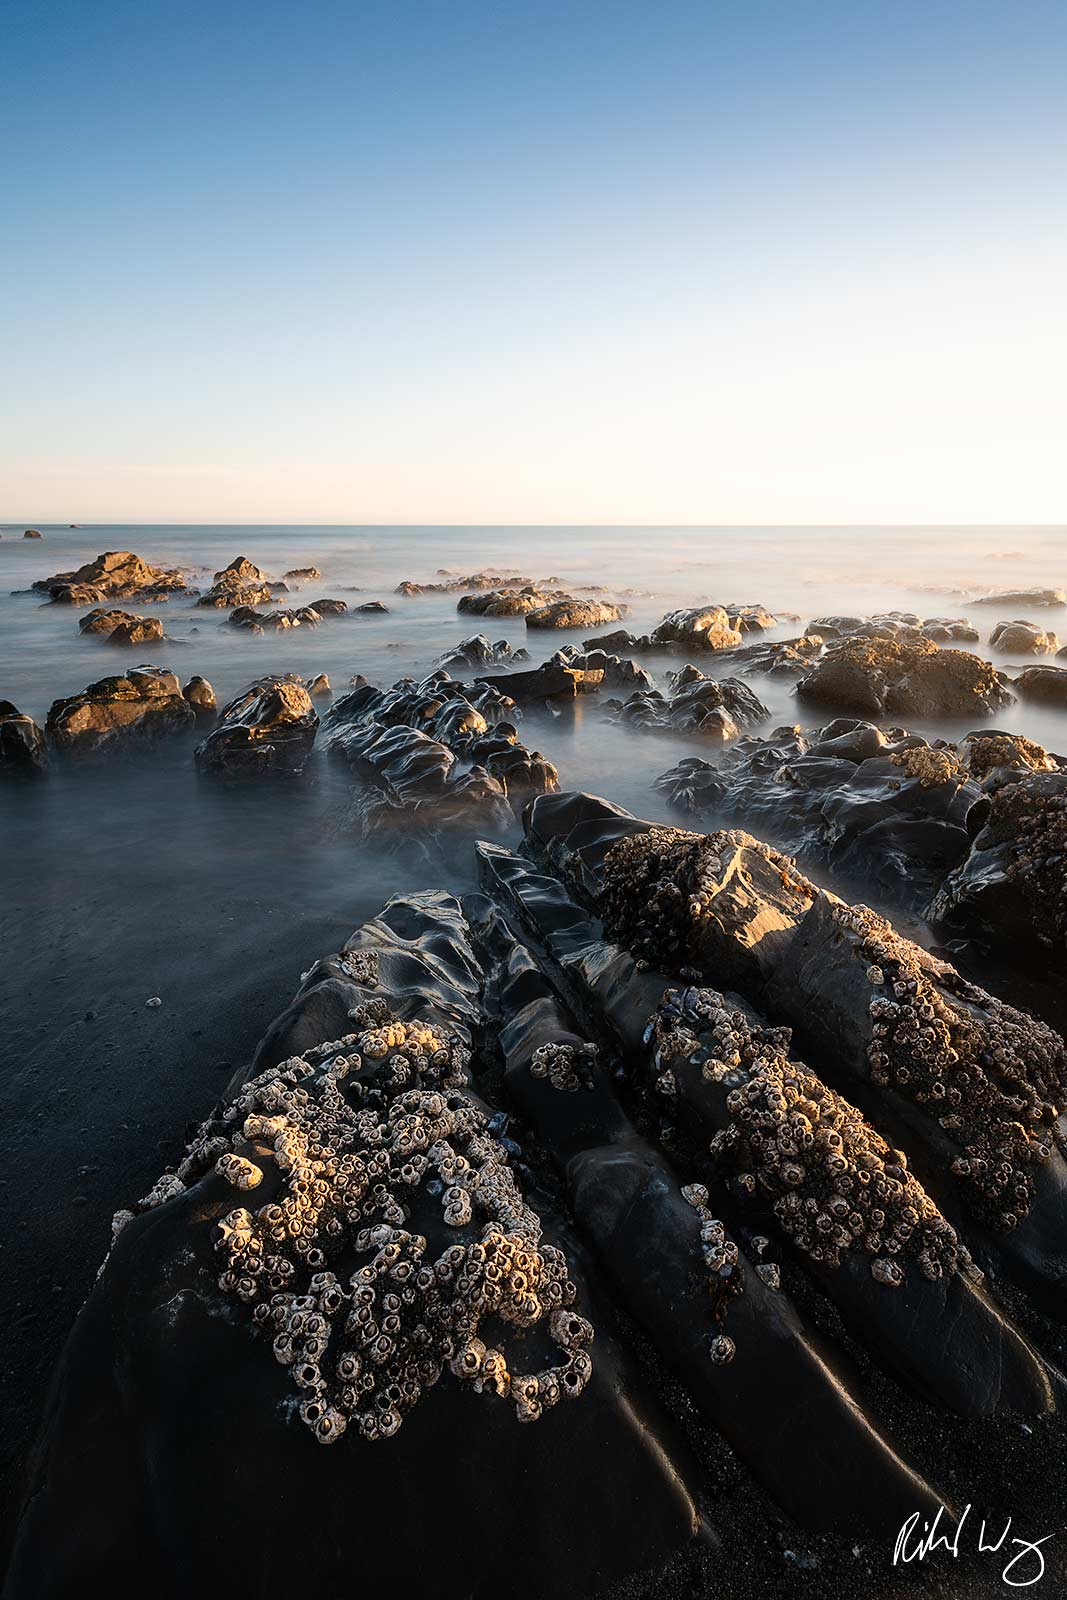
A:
[145,996,162,1008]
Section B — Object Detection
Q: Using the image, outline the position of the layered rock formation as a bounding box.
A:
[45,666,195,757]
[603,667,769,742]
[32,550,189,605]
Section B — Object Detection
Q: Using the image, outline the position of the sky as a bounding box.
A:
[2,0,1066,525]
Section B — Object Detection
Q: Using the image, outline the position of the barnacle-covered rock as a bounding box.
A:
[0,700,47,777]
[797,635,1013,718]
[32,549,189,603]
[45,666,196,758]
[194,675,319,777]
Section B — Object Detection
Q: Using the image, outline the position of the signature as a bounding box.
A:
[894,1505,1054,1587]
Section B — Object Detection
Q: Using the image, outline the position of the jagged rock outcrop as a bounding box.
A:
[456,586,560,617]
[194,676,319,777]
[196,558,277,609]
[33,550,188,604]
[0,701,47,776]
[797,635,1013,718]
[650,607,742,651]
[603,667,768,742]
[549,645,654,692]
[990,619,1060,655]
[45,667,195,757]
[229,605,322,632]
[282,566,321,582]
[436,635,528,670]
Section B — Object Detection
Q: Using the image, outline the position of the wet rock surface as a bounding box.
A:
[797,635,1014,718]
[196,558,279,609]
[194,675,319,777]
[45,666,196,757]
[436,634,527,670]
[1013,664,1067,705]
[807,613,980,644]
[32,550,189,604]
[0,701,47,777]
[525,597,629,630]
[181,675,216,720]
[604,666,769,741]
[990,620,1061,655]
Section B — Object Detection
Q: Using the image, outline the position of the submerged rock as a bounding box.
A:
[33,549,188,603]
[45,667,195,757]
[305,673,332,697]
[728,635,824,678]
[23,528,41,538]
[194,676,319,777]
[0,700,47,777]
[307,597,348,615]
[282,566,321,582]
[397,569,532,596]
[797,635,1013,718]
[990,619,1060,655]
[355,600,389,614]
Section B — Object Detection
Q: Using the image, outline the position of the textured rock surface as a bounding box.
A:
[77,608,164,645]
[1013,664,1067,705]
[797,636,1013,718]
[197,558,277,609]
[525,597,628,630]
[807,613,980,644]
[45,667,195,757]
[603,666,768,741]
[32,550,188,603]
[194,676,319,777]
[990,619,1060,655]
[181,675,216,720]
[0,701,47,777]
[435,634,527,670]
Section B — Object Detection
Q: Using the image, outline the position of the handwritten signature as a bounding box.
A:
[894,1505,1054,1587]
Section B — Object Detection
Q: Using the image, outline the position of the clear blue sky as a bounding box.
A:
[3,0,1066,522]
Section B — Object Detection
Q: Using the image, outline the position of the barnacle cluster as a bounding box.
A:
[338,949,381,987]
[979,776,1067,942]
[679,1181,743,1362]
[120,1001,593,1443]
[833,902,1067,1229]
[887,745,963,788]
[599,825,814,970]
[652,988,962,1285]
[962,732,1055,780]
[529,1040,598,1093]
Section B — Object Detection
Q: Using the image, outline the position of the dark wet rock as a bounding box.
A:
[457,585,564,617]
[526,598,629,630]
[931,759,1067,953]
[549,645,654,691]
[581,628,643,653]
[45,667,195,757]
[33,550,188,602]
[307,597,348,615]
[476,661,596,703]
[355,600,389,614]
[305,673,332,697]
[321,673,552,828]
[604,667,768,742]
[1013,663,1067,705]
[436,635,527,670]
[199,580,275,610]
[797,635,1013,718]
[397,570,532,596]
[23,528,41,538]
[106,615,165,647]
[807,613,980,644]
[282,566,321,582]
[655,720,983,909]
[7,893,703,1600]
[970,588,1066,608]
[0,701,47,777]
[650,606,743,651]
[728,634,824,678]
[181,676,216,721]
[194,676,318,777]
[229,605,322,633]
[990,619,1060,655]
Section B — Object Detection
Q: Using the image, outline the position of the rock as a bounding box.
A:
[526,598,629,630]
[282,566,321,582]
[213,556,269,584]
[23,528,41,538]
[436,635,526,670]
[458,586,562,617]
[198,580,275,609]
[182,676,216,720]
[549,645,654,692]
[1013,664,1067,705]
[604,667,768,740]
[79,608,142,636]
[990,620,1060,655]
[33,550,188,601]
[397,570,532,596]
[0,700,47,777]
[194,676,319,777]
[475,662,596,704]
[806,613,979,644]
[970,588,1066,608]
[650,607,742,651]
[729,635,824,677]
[355,601,389,614]
[6,894,705,1598]
[305,673,332,697]
[307,597,347,615]
[796,636,1013,718]
[106,616,165,647]
[45,667,195,758]
[229,606,322,632]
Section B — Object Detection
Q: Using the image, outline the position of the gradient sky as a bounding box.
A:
[3,0,1066,523]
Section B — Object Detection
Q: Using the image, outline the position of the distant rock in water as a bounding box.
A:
[525,597,629,630]
[603,666,768,741]
[33,549,188,603]
[305,673,332,697]
[228,604,322,632]
[0,701,47,776]
[457,585,564,617]
[182,675,216,720]
[194,676,319,777]
[282,566,321,582]
[970,588,1066,608]
[45,667,195,757]
[806,612,980,644]
[436,634,526,670]
[355,600,389,614]
[197,557,280,609]
[549,644,654,691]
[23,528,41,539]
[396,569,532,595]
[78,609,165,646]
[990,619,1060,655]
[307,597,348,615]
[797,636,1013,718]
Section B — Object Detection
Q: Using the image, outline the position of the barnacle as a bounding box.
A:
[530,1040,598,1092]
